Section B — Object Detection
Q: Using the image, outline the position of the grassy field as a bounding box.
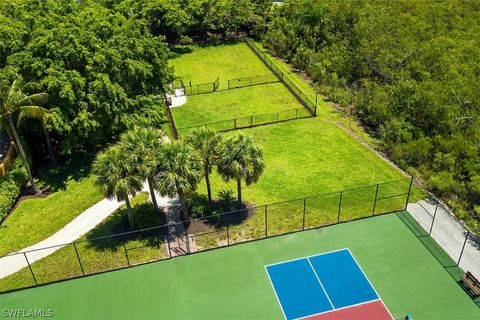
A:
[2,213,478,320]
[0,193,168,292]
[172,83,307,131]
[170,42,272,90]
[0,155,103,256]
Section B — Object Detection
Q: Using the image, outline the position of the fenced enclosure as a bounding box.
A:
[227,74,279,89]
[173,77,220,96]
[245,39,317,117]
[176,107,311,136]
[0,178,412,293]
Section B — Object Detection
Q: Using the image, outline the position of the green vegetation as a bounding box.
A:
[264,0,480,219]
[0,156,103,256]
[170,42,272,89]
[0,192,167,293]
[2,214,479,319]
[0,157,27,221]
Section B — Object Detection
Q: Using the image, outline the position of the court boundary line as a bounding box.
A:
[346,248,395,320]
[265,248,394,320]
[264,265,288,320]
[306,258,335,310]
[294,298,382,320]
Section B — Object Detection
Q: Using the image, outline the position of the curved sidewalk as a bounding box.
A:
[0,183,176,279]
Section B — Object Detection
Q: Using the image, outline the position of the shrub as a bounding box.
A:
[187,192,210,218]
[218,189,234,209]
[0,157,27,221]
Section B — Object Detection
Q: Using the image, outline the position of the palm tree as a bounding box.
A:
[93,145,143,230]
[217,133,264,205]
[154,141,202,221]
[0,74,49,194]
[120,127,166,217]
[185,128,222,205]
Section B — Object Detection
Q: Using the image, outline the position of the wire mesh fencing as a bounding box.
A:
[227,74,279,89]
[245,39,317,116]
[0,178,412,293]
[176,108,311,137]
[173,77,219,96]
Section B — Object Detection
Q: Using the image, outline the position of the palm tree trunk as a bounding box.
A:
[205,170,212,205]
[42,120,57,166]
[148,178,161,217]
[177,189,189,222]
[125,195,135,230]
[236,178,242,205]
[8,117,40,194]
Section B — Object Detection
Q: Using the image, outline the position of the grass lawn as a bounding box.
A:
[2,213,478,320]
[172,83,308,132]
[170,42,272,90]
[0,155,103,257]
[0,192,168,292]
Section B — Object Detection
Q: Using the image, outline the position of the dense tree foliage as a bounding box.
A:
[0,0,172,155]
[264,0,480,215]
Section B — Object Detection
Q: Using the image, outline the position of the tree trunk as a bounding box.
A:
[205,170,212,205]
[177,189,189,222]
[125,195,135,230]
[42,120,57,166]
[148,178,161,217]
[236,178,242,205]
[8,117,40,194]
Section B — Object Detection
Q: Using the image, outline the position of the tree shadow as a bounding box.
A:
[169,46,193,59]
[84,200,167,252]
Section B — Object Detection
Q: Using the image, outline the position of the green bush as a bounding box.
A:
[187,192,210,219]
[0,157,27,220]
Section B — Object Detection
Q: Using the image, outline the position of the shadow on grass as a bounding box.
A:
[84,198,167,252]
[37,152,95,192]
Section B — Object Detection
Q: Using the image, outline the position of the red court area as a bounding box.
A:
[304,300,393,320]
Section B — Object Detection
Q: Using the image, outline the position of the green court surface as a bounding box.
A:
[170,42,272,90]
[1,213,478,320]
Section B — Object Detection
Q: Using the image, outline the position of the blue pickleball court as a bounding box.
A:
[265,248,393,320]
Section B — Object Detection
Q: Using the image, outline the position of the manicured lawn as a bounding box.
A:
[172,83,307,132]
[0,192,168,292]
[0,155,103,257]
[2,213,479,319]
[170,42,272,90]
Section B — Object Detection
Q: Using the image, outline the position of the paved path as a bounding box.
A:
[166,88,187,108]
[407,200,480,279]
[0,183,175,279]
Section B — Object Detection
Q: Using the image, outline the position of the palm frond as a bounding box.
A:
[16,93,49,107]
[17,106,48,125]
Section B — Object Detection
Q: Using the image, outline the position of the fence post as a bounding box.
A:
[264,205,268,238]
[226,224,230,246]
[73,242,85,276]
[250,115,253,127]
[23,252,37,285]
[303,198,307,230]
[185,231,191,254]
[404,176,414,210]
[234,118,237,129]
[429,202,439,235]
[123,242,131,267]
[457,230,470,266]
[166,235,172,258]
[372,184,380,216]
[337,191,343,223]
[277,112,279,122]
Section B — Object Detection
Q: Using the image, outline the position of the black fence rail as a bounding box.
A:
[0,178,411,294]
[227,74,279,89]
[176,107,311,136]
[245,39,317,116]
[173,77,220,96]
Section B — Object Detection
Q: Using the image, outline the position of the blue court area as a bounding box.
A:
[265,249,390,320]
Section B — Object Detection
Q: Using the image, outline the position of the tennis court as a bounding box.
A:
[266,249,393,320]
[1,213,479,319]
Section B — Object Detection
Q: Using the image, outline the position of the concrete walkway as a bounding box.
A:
[166,88,187,108]
[0,182,176,279]
[407,200,480,279]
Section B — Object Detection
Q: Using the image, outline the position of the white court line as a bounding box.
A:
[306,257,335,310]
[265,248,348,268]
[294,298,382,320]
[346,248,395,320]
[264,265,288,320]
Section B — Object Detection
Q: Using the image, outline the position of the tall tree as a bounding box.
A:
[120,127,166,217]
[93,145,143,230]
[154,141,202,221]
[185,128,222,205]
[217,133,264,205]
[0,74,48,194]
